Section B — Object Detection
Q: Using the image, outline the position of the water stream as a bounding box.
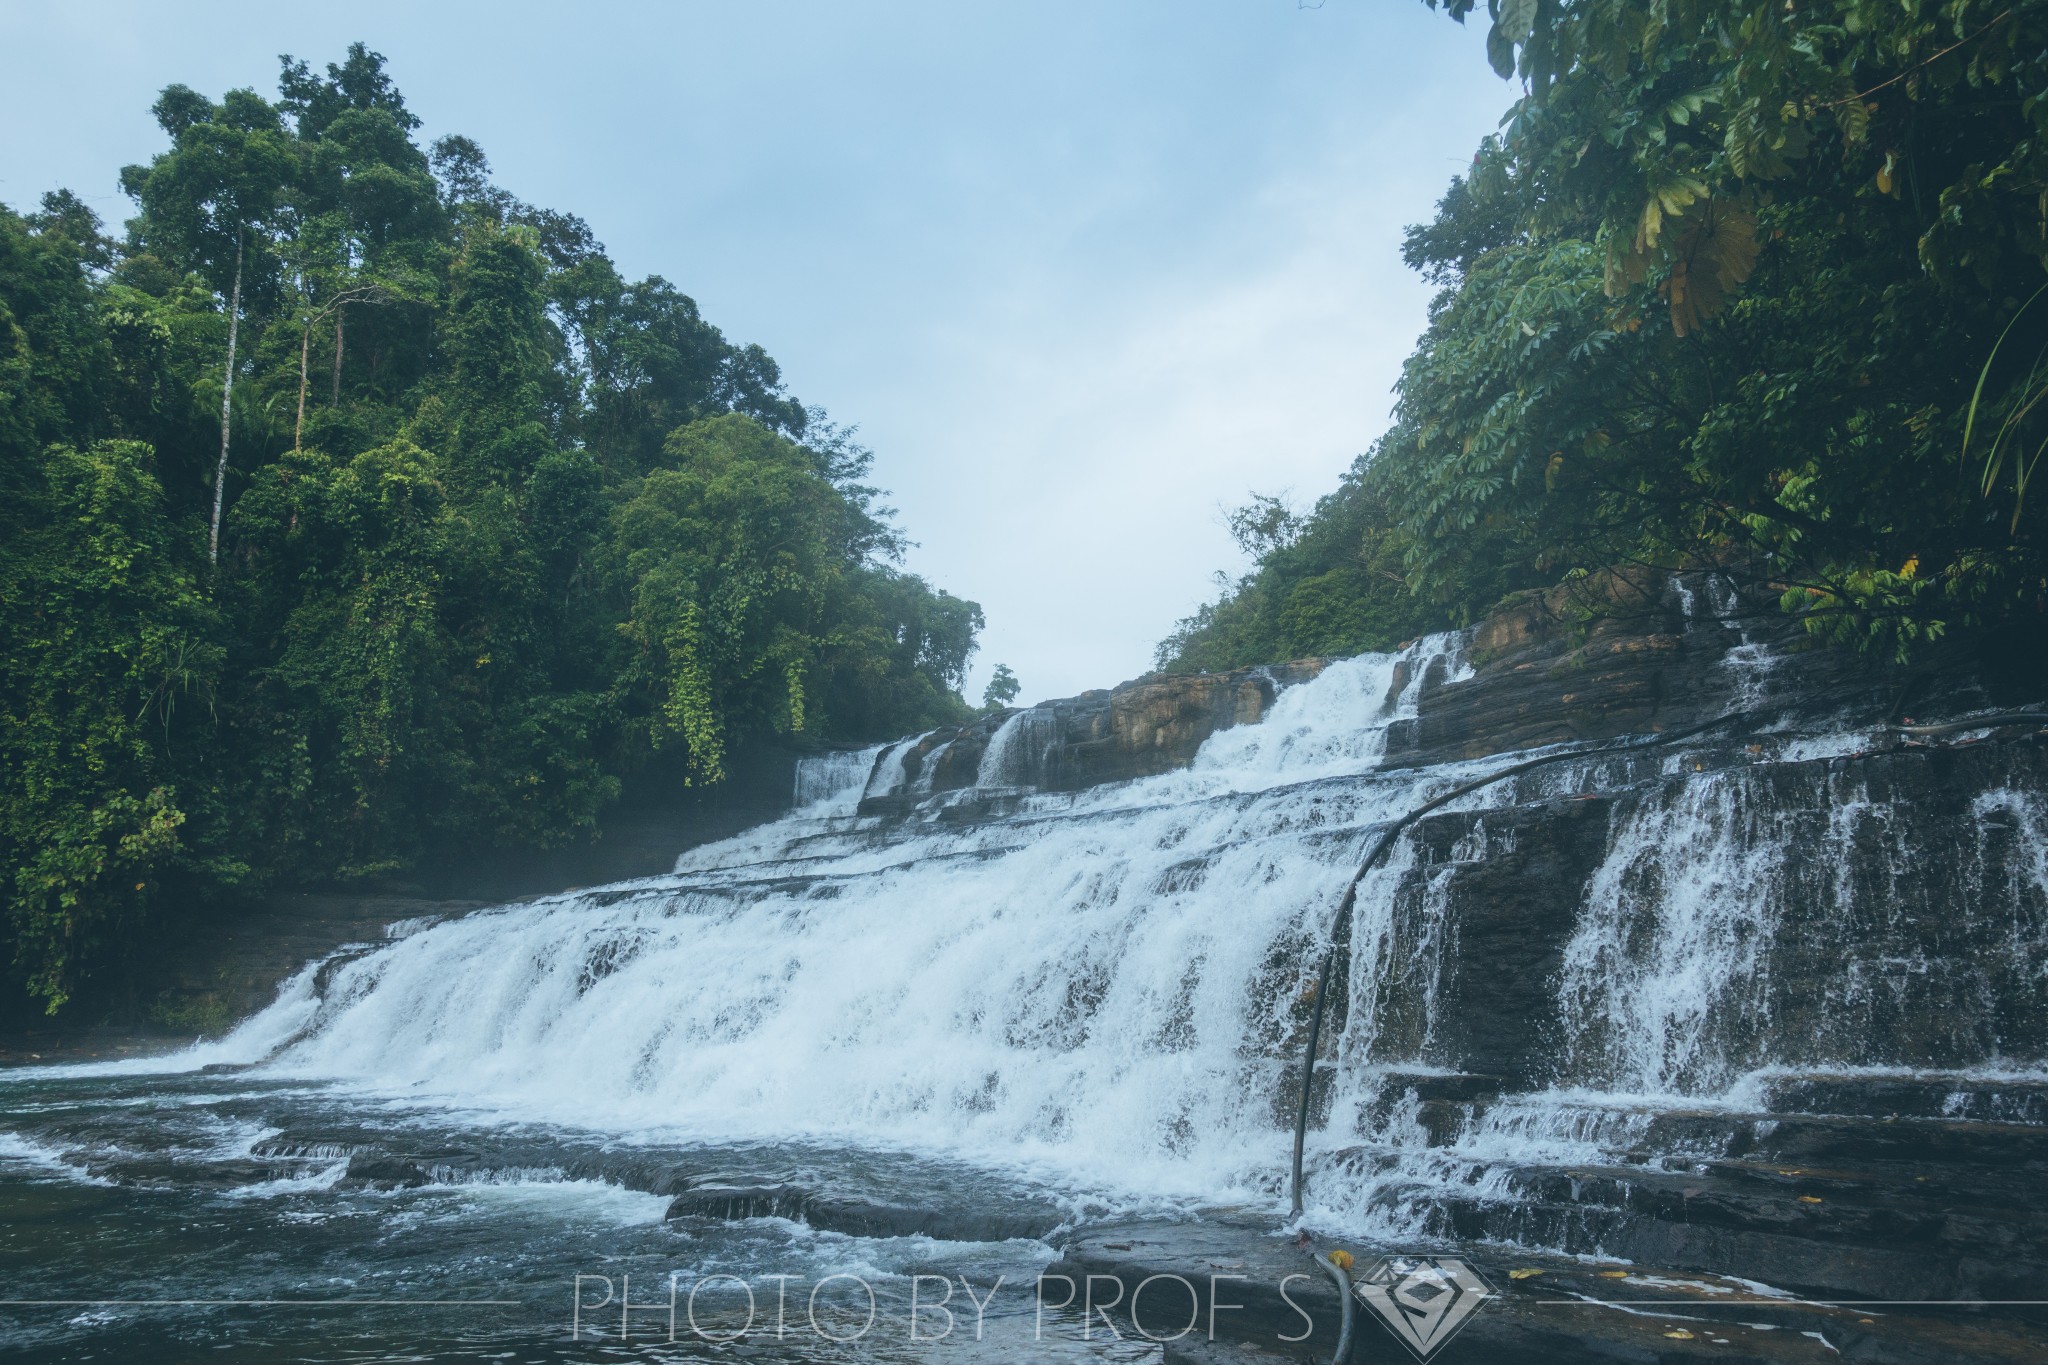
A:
[3,628,2041,1359]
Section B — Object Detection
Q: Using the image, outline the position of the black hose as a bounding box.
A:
[1287,709,1754,1220]
[1313,1250,1355,1364]
[1284,691,2045,1350]
[1286,700,2047,1215]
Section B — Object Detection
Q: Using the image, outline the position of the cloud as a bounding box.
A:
[844,138,1499,702]
[0,0,1507,707]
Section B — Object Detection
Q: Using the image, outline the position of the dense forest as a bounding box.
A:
[12,5,2048,1015]
[1161,0,2048,672]
[0,47,983,1013]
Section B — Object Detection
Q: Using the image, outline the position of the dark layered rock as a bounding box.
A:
[1339,737,2048,1087]
[1358,789,1621,1087]
[664,1178,1063,1242]
[1420,1146,2048,1305]
[1757,1074,2048,1126]
[1383,567,2043,768]
[1040,660,1329,789]
[860,660,1327,815]
[856,566,2041,820]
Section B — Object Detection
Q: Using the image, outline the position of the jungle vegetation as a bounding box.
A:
[0,47,981,1013]
[1161,0,2048,672]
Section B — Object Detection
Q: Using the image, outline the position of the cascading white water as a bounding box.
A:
[206,626,2047,1238]
[1675,572,1777,709]
[1556,773,1782,1094]
[224,642,1474,1206]
[861,734,929,803]
[1557,765,2048,1092]
[975,707,1060,788]
[907,739,955,796]
[791,745,885,816]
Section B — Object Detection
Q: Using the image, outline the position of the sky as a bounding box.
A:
[1,0,1510,704]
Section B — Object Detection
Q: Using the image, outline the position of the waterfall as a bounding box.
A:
[791,746,885,816]
[860,733,929,802]
[204,628,2047,1236]
[975,706,1060,788]
[1675,571,1777,709]
[218,644,1455,1200]
[1555,766,2048,1093]
[907,739,955,796]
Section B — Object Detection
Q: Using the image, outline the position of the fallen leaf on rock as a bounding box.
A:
[1664,1329,1695,1339]
[1508,1268,1544,1281]
[1797,1195,1823,1204]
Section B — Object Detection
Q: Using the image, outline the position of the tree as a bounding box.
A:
[1162,1,2047,671]
[123,86,294,565]
[611,414,870,782]
[0,442,222,1011]
[981,663,1021,710]
[436,223,556,486]
[0,47,984,1015]
[1404,0,2048,651]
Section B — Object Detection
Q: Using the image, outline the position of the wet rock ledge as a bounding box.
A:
[859,659,1329,815]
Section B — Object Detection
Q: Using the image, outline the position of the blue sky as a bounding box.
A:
[2,1,1509,703]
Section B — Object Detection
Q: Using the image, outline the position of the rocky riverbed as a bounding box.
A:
[4,570,2042,1362]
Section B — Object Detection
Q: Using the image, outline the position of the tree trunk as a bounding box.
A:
[209,233,244,567]
[331,302,345,404]
[295,317,311,451]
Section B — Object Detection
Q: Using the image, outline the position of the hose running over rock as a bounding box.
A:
[1287,709,1758,1220]
[1312,1249,1355,1364]
[1283,697,2045,1359]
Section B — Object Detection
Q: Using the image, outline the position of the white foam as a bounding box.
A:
[22,625,2030,1251]
[0,1131,111,1185]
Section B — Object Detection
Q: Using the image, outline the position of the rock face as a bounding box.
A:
[858,659,1326,814]
[1312,733,2048,1314]
[1048,660,1330,786]
[40,566,2044,1363]
[1358,738,2048,1087]
[1383,566,2033,767]
[874,566,2042,1355]
[855,567,2042,820]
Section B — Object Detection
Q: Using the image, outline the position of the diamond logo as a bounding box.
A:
[1353,1256,1494,1359]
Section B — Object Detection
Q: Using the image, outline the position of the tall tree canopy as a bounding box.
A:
[1163,0,2048,672]
[1,45,979,1013]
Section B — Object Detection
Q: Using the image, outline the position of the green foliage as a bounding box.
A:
[610,415,861,783]
[981,663,1021,711]
[0,442,223,1012]
[1156,465,1456,672]
[1169,0,2048,670]
[0,48,979,1013]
